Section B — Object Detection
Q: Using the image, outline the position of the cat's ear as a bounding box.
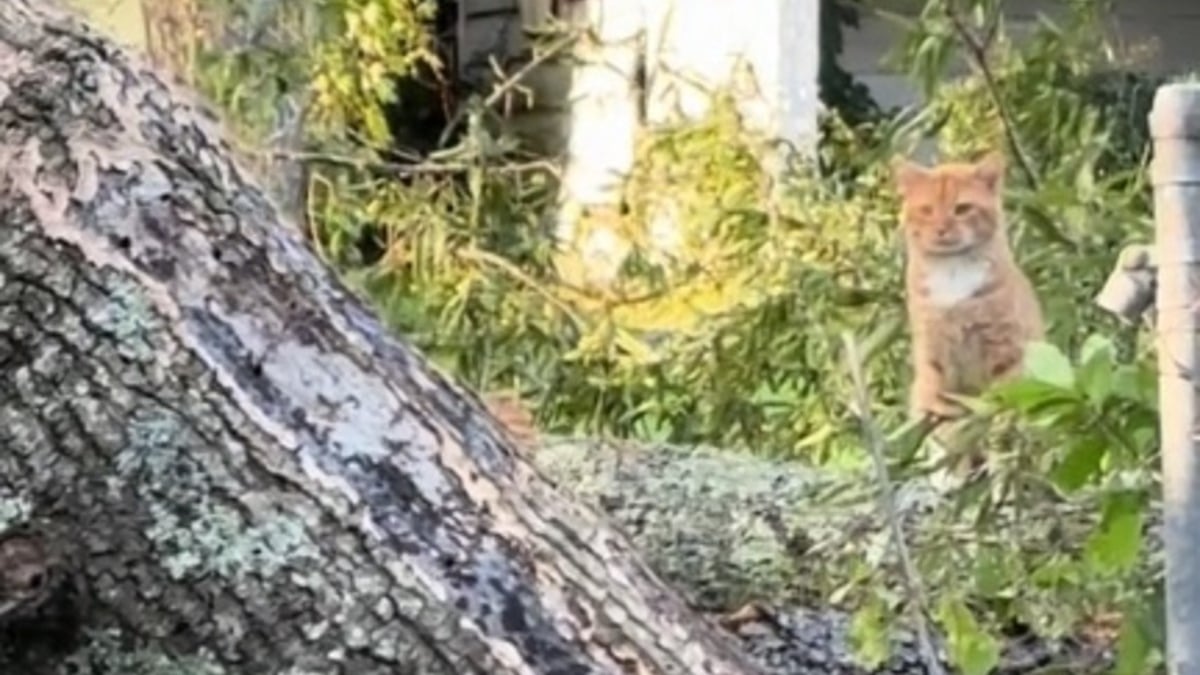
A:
[891,156,927,196]
[974,150,1006,191]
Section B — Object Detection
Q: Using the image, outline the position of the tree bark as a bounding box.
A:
[0,3,763,673]
[533,439,845,613]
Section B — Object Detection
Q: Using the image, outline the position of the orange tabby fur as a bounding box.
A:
[893,151,1044,451]
[481,391,539,452]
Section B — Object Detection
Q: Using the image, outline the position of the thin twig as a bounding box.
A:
[483,30,579,111]
[453,247,585,324]
[943,1,1077,248]
[842,332,947,675]
[943,1,1039,189]
[438,30,580,148]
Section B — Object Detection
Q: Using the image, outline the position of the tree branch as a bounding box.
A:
[843,333,947,675]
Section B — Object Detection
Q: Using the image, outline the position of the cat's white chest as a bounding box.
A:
[920,256,992,307]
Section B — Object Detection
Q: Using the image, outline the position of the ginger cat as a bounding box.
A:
[481,390,539,452]
[892,151,1044,475]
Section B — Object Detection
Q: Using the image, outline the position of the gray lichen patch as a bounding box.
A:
[60,629,227,675]
[144,498,317,581]
[109,402,320,582]
[0,494,34,532]
[84,274,168,362]
[534,438,857,610]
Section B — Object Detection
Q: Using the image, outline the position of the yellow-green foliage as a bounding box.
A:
[544,98,770,335]
[311,0,441,144]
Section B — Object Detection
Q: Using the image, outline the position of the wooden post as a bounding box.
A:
[1150,82,1200,673]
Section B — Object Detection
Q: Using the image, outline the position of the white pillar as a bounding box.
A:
[1149,82,1200,675]
[552,0,644,288]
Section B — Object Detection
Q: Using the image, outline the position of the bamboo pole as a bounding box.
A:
[1150,82,1200,674]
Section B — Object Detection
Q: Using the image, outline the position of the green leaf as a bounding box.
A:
[1022,341,1075,389]
[1030,555,1083,589]
[972,547,1013,598]
[849,596,891,670]
[936,595,1001,675]
[1086,491,1144,575]
[1111,363,1158,406]
[1079,333,1116,365]
[1076,334,1117,405]
[632,413,674,442]
[1051,438,1107,492]
[1078,359,1115,407]
[856,314,904,364]
[1114,616,1152,675]
[1115,591,1166,675]
[988,378,1077,415]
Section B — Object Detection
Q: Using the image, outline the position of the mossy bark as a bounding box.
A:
[532,439,904,613]
[533,440,815,612]
[0,3,762,674]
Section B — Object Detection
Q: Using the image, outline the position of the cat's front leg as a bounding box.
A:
[911,361,986,492]
[909,359,963,422]
[909,363,964,492]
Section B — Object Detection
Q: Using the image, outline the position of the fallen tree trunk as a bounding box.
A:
[0,3,764,673]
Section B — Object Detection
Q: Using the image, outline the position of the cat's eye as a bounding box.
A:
[953,202,974,216]
[917,204,934,216]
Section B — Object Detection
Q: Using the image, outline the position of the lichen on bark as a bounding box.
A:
[533,438,878,611]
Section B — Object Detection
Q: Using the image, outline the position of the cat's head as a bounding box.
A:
[892,151,1006,257]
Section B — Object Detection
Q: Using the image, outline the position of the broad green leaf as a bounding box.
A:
[1130,425,1158,454]
[1079,333,1117,366]
[1086,491,1144,575]
[1022,341,1075,389]
[1115,591,1166,675]
[936,595,1001,675]
[1076,334,1117,405]
[988,378,1077,415]
[1077,358,1115,407]
[1111,363,1158,406]
[1051,438,1107,492]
